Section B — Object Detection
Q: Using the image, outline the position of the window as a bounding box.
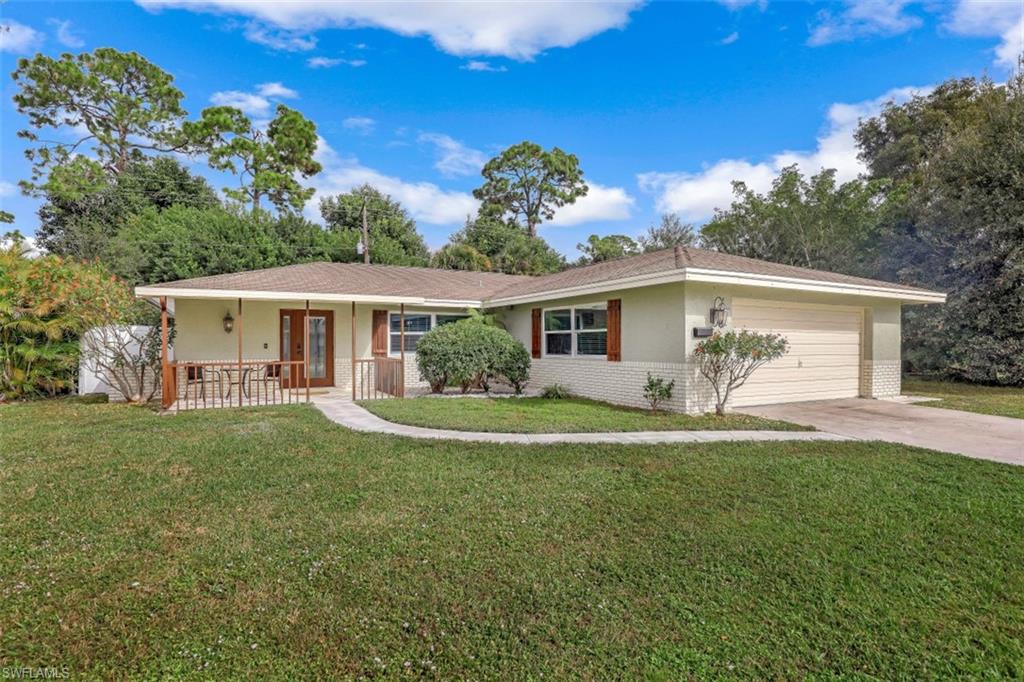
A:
[389,312,469,354]
[543,304,607,357]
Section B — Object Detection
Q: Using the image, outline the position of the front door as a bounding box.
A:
[280,309,334,388]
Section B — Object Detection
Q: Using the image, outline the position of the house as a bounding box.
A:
[135,246,946,413]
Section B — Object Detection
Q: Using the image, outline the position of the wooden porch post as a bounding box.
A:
[305,299,311,403]
[160,296,173,409]
[399,303,405,398]
[351,301,356,400]
[237,298,243,407]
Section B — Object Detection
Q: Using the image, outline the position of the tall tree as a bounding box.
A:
[185,104,322,213]
[701,166,889,277]
[857,75,1024,385]
[638,213,698,252]
[319,184,430,266]
[11,48,191,196]
[35,156,218,259]
[575,234,639,265]
[472,141,588,237]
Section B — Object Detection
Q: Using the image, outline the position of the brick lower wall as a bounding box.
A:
[526,358,690,412]
[863,360,901,398]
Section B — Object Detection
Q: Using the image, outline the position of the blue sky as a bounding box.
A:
[1,1,1021,257]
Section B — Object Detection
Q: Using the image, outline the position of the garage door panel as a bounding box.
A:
[731,299,862,407]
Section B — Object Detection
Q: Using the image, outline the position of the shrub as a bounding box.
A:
[694,330,789,416]
[642,373,675,413]
[541,384,571,400]
[415,318,530,394]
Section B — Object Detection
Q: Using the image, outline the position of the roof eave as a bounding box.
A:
[134,285,486,308]
[484,268,946,306]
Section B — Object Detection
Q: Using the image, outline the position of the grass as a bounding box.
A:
[358,396,811,432]
[2,401,1023,678]
[903,377,1024,419]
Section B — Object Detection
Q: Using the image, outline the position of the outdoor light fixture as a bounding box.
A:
[710,297,728,328]
[222,311,234,334]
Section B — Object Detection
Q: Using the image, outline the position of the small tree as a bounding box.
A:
[80,305,170,404]
[694,330,789,416]
[642,373,675,413]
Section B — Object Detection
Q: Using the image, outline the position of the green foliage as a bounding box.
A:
[106,205,342,285]
[541,383,572,400]
[0,211,13,225]
[642,373,675,413]
[415,319,530,394]
[639,213,698,252]
[694,330,789,416]
[473,141,588,237]
[319,184,430,266]
[11,48,191,195]
[185,104,322,213]
[576,234,640,265]
[0,240,137,400]
[430,243,492,271]
[701,166,889,277]
[442,212,565,275]
[857,75,1024,385]
[36,156,218,260]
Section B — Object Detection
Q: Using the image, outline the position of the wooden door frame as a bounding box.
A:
[279,309,334,388]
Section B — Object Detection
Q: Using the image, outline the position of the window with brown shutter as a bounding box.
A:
[531,308,542,358]
[372,309,388,356]
[607,298,621,361]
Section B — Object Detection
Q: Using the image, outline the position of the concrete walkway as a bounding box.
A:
[740,398,1024,466]
[311,393,853,445]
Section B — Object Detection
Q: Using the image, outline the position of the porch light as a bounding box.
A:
[222,311,234,334]
[710,297,728,328]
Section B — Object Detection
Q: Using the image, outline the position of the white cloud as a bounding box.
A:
[947,0,1024,69]
[210,90,271,116]
[547,183,635,227]
[342,116,376,135]
[48,18,84,48]
[0,181,16,197]
[638,85,928,222]
[257,81,298,98]
[242,22,316,51]
[461,60,508,72]
[308,139,476,225]
[417,133,487,177]
[716,0,762,9]
[0,234,42,258]
[808,0,922,46]
[1,19,43,53]
[719,31,739,45]
[136,0,642,60]
[307,56,342,68]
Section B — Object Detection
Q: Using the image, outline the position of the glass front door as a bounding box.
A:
[280,309,334,387]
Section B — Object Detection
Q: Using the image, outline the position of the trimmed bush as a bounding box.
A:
[415,319,530,394]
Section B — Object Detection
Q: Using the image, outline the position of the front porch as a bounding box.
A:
[158,297,412,411]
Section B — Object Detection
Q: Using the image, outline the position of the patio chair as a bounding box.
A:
[241,363,283,402]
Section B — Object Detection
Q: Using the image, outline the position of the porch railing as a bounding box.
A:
[163,360,307,411]
[354,357,405,400]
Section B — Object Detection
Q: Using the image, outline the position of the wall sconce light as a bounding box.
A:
[222,311,234,334]
[709,297,728,328]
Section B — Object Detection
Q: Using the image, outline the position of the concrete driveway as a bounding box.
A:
[739,398,1023,466]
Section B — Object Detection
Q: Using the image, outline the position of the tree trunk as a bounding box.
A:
[715,403,726,416]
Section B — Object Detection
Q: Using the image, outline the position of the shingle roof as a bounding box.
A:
[152,261,532,300]
[145,247,940,302]
[490,246,938,299]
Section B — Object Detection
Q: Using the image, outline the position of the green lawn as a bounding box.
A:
[903,377,1024,419]
[359,396,811,432]
[2,402,1023,678]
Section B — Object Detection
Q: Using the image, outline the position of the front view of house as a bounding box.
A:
[135,246,946,413]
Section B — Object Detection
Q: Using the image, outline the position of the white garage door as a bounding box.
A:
[731,299,862,407]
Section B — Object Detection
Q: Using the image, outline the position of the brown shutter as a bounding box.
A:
[372,309,389,356]
[531,308,542,359]
[607,299,621,361]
